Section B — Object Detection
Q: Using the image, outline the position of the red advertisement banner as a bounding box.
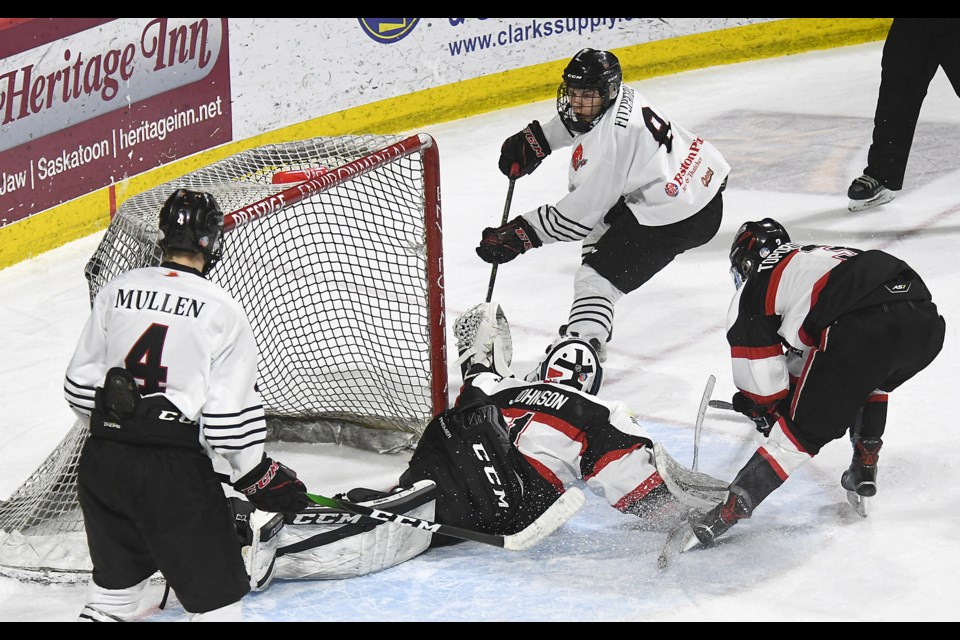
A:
[0,18,232,228]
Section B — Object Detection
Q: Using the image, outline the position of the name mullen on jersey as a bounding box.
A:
[115,288,206,317]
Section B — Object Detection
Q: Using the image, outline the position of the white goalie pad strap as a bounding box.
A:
[653,443,728,512]
[274,479,436,580]
[243,509,284,592]
[453,302,514,377]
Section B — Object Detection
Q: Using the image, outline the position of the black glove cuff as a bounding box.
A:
[510,216,542,249]
[526,120,551,157]
[234,455,274,494]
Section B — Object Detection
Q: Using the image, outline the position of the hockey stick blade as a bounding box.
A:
[306,486,585,551]
[708,399,734,411]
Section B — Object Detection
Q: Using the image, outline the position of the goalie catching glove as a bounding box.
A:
[476,216,542,264]
[233,456,310,513]
[499,120,552,179]
[453,301,514,378]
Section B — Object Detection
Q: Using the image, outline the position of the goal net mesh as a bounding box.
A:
[0,133,447,581]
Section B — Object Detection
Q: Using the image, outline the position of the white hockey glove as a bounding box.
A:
[453,302,514,378]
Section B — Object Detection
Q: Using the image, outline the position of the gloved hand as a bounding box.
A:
[731,392,779,437]
[498,121,551,179]
[233,456,310,513]
[476,216,542,264]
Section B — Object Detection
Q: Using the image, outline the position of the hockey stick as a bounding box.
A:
[306,485,585,551]
[692,375,716,472]
[657,375,716,569]
[485,177,517,303]
[708,399,734,411]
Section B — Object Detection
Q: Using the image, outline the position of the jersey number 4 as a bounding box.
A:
[125,323,169,394]
[642,106,673,153]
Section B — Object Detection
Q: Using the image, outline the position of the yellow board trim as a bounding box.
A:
[0,18,891,270]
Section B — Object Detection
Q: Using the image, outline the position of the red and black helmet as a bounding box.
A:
[729,218,791,288]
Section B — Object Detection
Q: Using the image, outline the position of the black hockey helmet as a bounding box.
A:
[557,48,622,134]
[729,218,791,289]
[158,188,225,275]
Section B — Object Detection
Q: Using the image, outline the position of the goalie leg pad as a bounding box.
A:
[273,480,437,580]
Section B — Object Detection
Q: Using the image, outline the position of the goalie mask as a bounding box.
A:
[557,48,622,135]
[538,335,604,395]
[729,218,791,290]
[158,188,225,276]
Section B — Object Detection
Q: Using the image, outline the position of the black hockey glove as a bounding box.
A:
[233,456,310,513]
[498,121,551,179]
[476,216,542,264]
[731,392,779,437]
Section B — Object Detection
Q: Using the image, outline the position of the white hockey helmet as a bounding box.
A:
[538,335,604,395]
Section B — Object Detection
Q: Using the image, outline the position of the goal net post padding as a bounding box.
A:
[0,132,447,581]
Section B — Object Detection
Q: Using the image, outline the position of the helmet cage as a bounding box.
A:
[538,335,604,395]
[556,49,622,135]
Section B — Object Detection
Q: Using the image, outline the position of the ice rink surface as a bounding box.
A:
[1,39,959,621]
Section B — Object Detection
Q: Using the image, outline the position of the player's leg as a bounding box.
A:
[141,448,251,619]
[76,438,158,621]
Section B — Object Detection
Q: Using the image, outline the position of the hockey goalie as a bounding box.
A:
[232,302,727,590]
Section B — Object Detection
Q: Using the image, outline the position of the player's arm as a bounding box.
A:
[203,303,309,513]
[726,289,791,425]
[63,289,111,420]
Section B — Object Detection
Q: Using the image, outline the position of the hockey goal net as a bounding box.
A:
[0,133,447,582]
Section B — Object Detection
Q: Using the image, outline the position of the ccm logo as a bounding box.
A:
[472,443,509,508]
[158,410,194,424]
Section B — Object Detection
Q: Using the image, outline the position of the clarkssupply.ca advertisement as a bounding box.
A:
[0,18,232,228]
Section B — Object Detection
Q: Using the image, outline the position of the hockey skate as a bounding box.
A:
[683,488,752,551]
[847,174,896,212]
[840,438,881,517]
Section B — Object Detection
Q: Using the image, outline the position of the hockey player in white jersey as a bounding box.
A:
[64,189,310,621]
[687,218,945,549]
[476,48,730,364]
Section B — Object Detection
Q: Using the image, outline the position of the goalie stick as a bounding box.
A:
[306,485,585,551]
[658,374,717,569]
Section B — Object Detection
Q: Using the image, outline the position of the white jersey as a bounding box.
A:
[523,84,730,243]
[64,262,266,481]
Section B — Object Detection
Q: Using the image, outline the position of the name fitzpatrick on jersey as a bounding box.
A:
[115,288,206,317]
[510,387,569,411]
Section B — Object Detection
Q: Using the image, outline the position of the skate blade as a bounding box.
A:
[680,528,701,553]
[847,191,896,212]
[846,490,869,517]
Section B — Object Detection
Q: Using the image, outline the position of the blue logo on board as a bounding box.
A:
[358,19,419,44]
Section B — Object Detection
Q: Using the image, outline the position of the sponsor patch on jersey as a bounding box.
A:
[664,182,680,197]
[572,144,588,171]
